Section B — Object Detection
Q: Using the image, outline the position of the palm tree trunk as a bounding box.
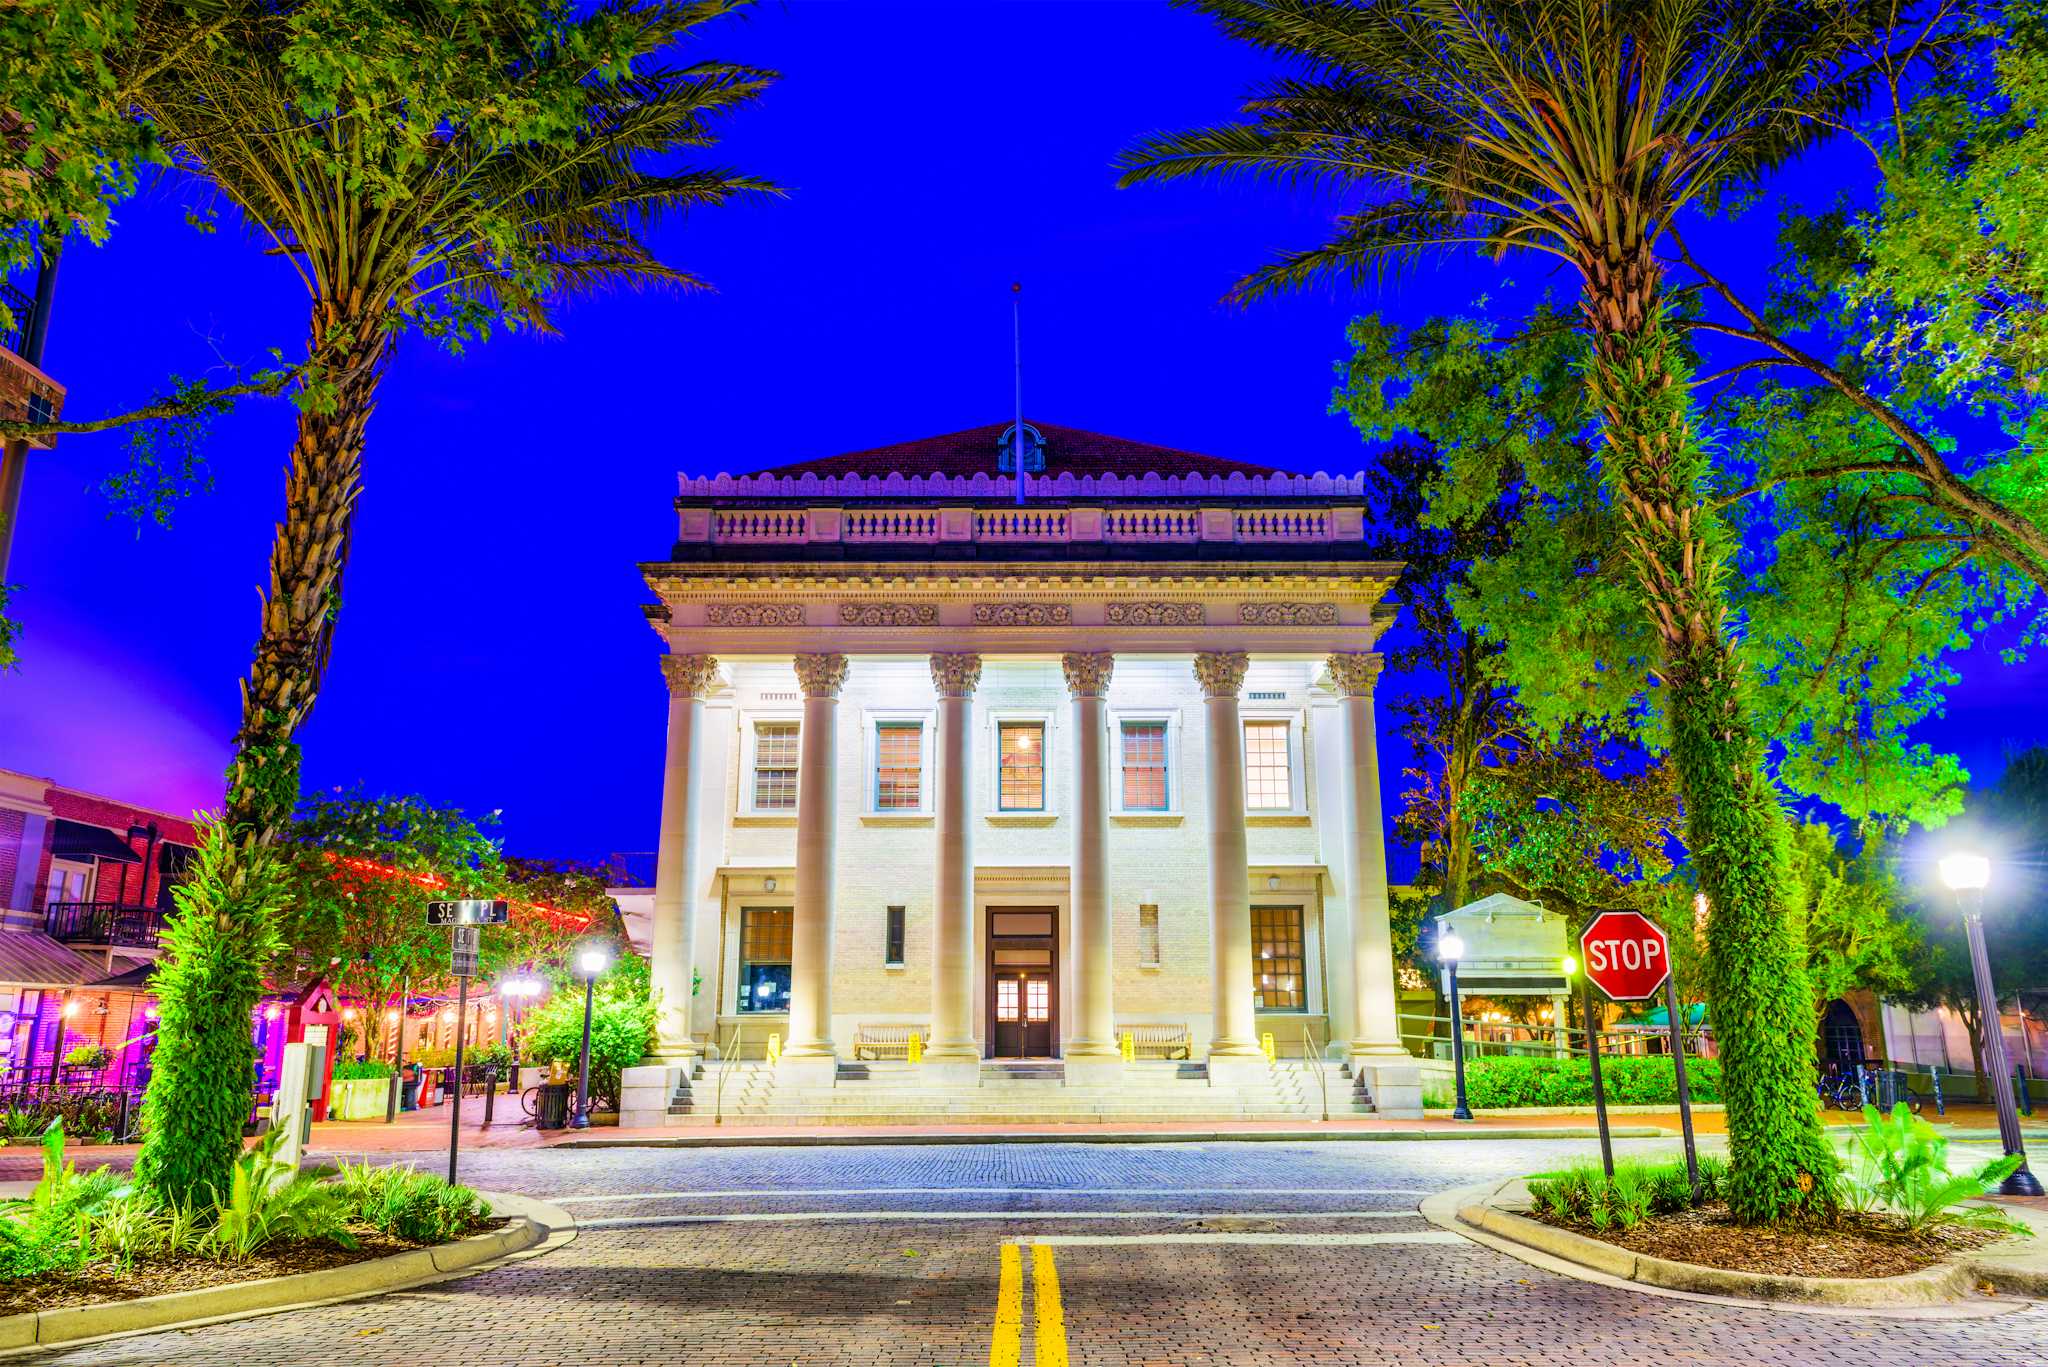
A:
[1580,253,1837,1225]
[223,303,391,847]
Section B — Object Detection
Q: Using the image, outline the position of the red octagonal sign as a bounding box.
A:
[1580,910,1672,1002]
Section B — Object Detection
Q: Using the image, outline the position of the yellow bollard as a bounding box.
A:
[1120,1030,1135,1063]
[908,1032,923,1064]
[1260,1031,1276,1064]
[766,1032,782,1065]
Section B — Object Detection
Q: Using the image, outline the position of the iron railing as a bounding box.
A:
[44,901,164,948]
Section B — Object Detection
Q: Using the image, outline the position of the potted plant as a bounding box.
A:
[61,1043,112,1077]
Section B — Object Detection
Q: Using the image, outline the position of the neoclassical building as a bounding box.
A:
[625,421,1421,1118]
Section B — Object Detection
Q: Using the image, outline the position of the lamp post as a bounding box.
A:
[1939,852,2043,1197]
[1440,931,1472,1122]
[570,944,613,1130]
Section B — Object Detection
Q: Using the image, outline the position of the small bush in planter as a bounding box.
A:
[333,1058,394,1081]
[62,1043,113,1073]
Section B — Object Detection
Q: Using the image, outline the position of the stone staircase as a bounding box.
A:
[665,1056,1374,1125]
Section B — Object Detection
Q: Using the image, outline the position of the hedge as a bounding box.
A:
[1463,1055,1721,1109]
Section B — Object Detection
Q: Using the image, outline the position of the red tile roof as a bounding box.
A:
[751,422,1287,481]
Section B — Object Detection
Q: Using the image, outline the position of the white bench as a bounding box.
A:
[852,1024,929,1061]
[1120,1023,1193,1060]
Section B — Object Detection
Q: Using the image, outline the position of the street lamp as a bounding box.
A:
[570,943,614,1130]
[1439,930,1473,1122]
[1939,852,2042,1196]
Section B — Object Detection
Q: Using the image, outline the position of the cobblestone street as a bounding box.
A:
[19,1137,2048,1366]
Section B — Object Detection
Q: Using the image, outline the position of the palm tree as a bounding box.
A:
[127,0,777,851]
[1119,0,1945,1223]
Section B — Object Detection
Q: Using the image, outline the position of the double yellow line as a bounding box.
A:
[990,1243,1068,1367]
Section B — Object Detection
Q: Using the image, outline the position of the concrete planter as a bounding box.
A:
[327,1077,390,1122]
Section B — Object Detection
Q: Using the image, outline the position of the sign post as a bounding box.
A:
[1580,910,1694,1192]
[1579,970,1614,1178]
[427,901,504,1186]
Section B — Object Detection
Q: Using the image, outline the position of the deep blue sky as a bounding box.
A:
[2,0,2042,865]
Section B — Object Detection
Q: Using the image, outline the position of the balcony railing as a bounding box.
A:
[44,901,164,949]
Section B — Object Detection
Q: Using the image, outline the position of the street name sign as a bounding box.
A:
[1579,911,1671,1002]
[426,899,508,926]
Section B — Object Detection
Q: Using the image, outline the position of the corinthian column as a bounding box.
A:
[927,653,982,1064]
[784,652,847,1064]
[1195,650,1261,1060]
[649,654,719,1060]
[1328,652,1406,1058]
[1063,652,1118,1060]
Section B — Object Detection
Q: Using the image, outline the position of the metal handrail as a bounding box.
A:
[712,1022,742,1125]
[1302,1020,1329,1121]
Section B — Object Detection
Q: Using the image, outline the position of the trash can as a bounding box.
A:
[535,1081,573,1131]
[400,1065,420,1111]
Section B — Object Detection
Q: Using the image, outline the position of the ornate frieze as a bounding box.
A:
[973,602,1072,626]
[793,653,849,698]
[838,603,938,627]
[1105,602,1205,627]
[929,653,984,697]
[1061,652,1115,697]
[1192,650,1250,698]
[704,603,804,627]
[1239,602,1338,626]
[1325,652,1385,697]
[659,654,721,699]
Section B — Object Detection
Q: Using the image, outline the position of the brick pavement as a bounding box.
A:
[17,1140,2048,1366]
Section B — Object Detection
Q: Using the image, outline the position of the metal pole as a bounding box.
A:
[573,976,595,1129]
[1011,282,1025,506]
[1582,975,1614,1177]
[1960,899,2041,1195]
[1662,973,1700,1199]
[387,975,408,1122]
[0,229,63,584]
[1447,961,1472,1121]
[447,976,468,1186]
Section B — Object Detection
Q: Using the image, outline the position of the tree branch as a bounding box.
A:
[0,368,297,439]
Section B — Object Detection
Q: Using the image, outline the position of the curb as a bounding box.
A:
[554,1125,1670,1149]
[0,1191,575,1355]
[1423,1179,2047,1314]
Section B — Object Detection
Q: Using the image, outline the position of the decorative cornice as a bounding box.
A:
[659,654,721,699]
[973,602,1073,627]
[838,602,938,626]
[1193,650,1250,698]
[1325,652,1385,698]
[1060,652,1115,697]
[793,653,849,698]
[705,603,804,627]
[1240,602,1337,626]
[1105,602,1205,627]
[929,653,983,697]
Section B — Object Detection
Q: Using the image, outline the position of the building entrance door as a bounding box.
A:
[986,908,1058,1058]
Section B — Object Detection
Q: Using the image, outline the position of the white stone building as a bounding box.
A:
[621,422,1424,1122]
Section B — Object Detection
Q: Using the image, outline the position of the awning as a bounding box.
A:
[1621,1002,1709,1029]
[50,820,141,864]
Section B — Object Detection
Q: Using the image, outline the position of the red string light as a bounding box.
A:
[319,851,594,929]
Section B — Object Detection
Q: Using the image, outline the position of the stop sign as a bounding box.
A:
[1580,911,1672,1001]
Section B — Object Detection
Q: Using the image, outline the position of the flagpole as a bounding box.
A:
[1012,281,1026,506]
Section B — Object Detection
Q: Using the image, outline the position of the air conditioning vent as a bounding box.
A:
[759,691,800,703]
[1247,691,1287,702]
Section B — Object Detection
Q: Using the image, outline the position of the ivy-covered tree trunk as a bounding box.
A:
[1580,252,1838,1225]
[133,825,285,1207]
[224,301,392,847]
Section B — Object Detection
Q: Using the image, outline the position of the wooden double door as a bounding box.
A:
[986,907,1058,1058]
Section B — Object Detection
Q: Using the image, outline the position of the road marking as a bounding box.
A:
[990,1243,1023,1367]
[1032,1245,1068,1367]
[1025,1232,1469,1247]
[551,1186,1436,1205]
[574,1209,1428,1228]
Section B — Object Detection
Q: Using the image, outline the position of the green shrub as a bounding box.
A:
[1462,1055,1722,1109]
[332,1058,394,1081]
[1527,1156,1724,1231]
[334,1162,490,1243]
[521,989,655,1110]
[0,1123,122,1278]
[206,1127,353,1261]
[1843,1105,2032,1234]
[135,825,287,1208]
[466,1042,514,1075]
[61,1044,112,1072]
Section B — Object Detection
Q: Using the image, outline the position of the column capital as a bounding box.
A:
[1061,651,1115,698]
[929,652,983,697]
[1192,650,1250,699]
[659,653,721,699]
[1324,651,1385,698]
[793,652,849,698]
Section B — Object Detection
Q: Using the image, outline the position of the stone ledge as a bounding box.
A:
[0,1191,573,1356]
[1446,1179,2048,1309]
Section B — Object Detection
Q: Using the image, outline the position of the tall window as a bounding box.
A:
[1252,906,1305,1010]
[738,908,793,1012]
[1120,721,1169,810]
[874,722,924,810]
[753,723,800,811]
[998,722,1046,811]
[1243,720,1292,810]
[884,905,907,966]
